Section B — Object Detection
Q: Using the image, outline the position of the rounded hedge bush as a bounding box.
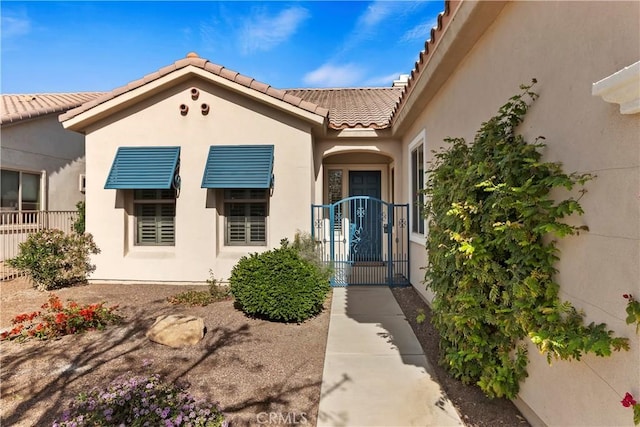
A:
[230,245,331,322]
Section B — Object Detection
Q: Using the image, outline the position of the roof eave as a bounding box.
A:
[329,127,395,139]
[2,93,106,127]
[62,65,327,132]
[391,0,508,136]
[2,109,65,126]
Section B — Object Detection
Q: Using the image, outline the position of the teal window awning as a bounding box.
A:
[201,145,274,189]
[104,146,180,189]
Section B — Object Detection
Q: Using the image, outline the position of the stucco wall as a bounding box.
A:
[401,2,639,426]
[1,115,85,211]
[313,137,402,204]
[84,77,315,283]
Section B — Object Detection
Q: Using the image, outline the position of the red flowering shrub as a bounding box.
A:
[621,392,640,425]
[0,294,121,342]
[622,392,638,408]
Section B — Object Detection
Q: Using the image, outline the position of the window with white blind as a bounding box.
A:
[134,189,176,246]
[224,189,267,246]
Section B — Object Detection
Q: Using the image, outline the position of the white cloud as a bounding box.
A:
[342,1,395,51]
[359,1,394,28]
[1,13,31,39]
[336,1,428,58]
[303,63,365,88]
[240,6,310,54]
[364,71,404,87]
[401,18,437,42]
[199,22,217,48]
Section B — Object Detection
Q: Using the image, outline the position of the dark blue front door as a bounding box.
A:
[349,171,381,199]
[349,171,381,261]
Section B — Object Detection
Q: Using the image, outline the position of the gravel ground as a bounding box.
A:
[0,278,330,427]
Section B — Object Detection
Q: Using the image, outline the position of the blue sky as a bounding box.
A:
[1,1,444,94]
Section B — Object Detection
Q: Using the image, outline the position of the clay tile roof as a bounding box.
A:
[285,88,404,129]
[60,53,329,123]
[390,0,456,124]
[1,92,106,125]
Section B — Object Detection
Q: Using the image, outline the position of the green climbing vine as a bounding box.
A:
[424,80,629,399]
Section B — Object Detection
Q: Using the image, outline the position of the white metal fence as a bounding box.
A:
[0,211,78,280]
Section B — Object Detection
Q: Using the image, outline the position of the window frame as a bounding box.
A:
[1,168,43,225]
[327,169,344,205]
[408,131,427,244]
[133,189,176,246]
[223,189,268,246]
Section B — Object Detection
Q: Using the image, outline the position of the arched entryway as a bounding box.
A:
[313,151,409,286]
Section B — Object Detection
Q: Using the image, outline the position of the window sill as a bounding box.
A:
[410,233,426,247]
[126,246,176,259]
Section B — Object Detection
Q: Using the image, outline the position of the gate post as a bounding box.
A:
[386,203,393,285]
[329,203,335,286]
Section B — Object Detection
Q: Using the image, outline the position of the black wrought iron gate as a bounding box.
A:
[311,196,410,286]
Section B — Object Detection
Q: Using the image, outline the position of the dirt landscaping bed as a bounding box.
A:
[0,278,330,426]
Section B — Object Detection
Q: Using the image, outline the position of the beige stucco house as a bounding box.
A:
[52,0,640,425]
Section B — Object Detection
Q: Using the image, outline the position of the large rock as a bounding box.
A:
[146,314,205,348]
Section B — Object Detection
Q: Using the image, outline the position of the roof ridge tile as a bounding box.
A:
[203,62,223,75]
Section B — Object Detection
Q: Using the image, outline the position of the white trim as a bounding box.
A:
[407,130,427,245]
[322,163,389,204]
[592,61,640,114]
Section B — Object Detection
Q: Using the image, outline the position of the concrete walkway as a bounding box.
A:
[317,287,463,427]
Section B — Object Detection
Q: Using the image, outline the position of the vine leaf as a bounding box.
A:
[424,79,629,399]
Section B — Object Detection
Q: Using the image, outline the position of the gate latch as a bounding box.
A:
[383,223,390,234]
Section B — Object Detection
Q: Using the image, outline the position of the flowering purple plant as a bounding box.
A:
[52,374,226,427]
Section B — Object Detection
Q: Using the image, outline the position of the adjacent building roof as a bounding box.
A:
[285,88,403,129]
[1,92,105,125]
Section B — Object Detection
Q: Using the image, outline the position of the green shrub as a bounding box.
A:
[168,271,231,306]
[72,201,85,234]
[290,230,332,277]
[230,242,331,322]
[7,229,100,291]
